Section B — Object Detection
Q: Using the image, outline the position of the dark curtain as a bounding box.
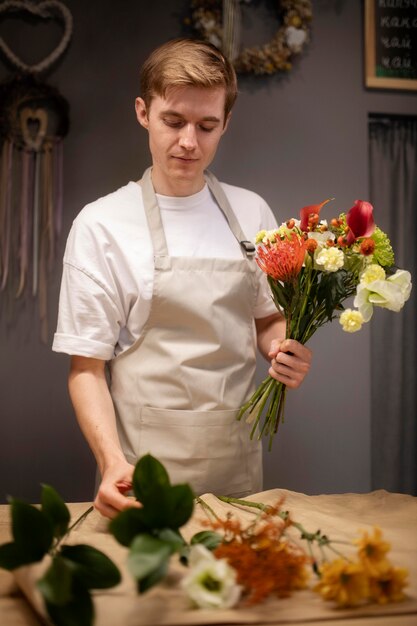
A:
[368,115,417,495]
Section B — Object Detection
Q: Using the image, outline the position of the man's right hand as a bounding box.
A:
[94,460,141,519]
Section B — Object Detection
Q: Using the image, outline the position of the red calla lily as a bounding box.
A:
[300,198,333,232]
[346,200,375,245]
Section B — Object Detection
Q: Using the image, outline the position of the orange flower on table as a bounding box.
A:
[215,539,309,605]
[207,500,309,605]
[256,232,307,283]
[368,565,409,605]
[314,558,369,607]
[354,527,391,576]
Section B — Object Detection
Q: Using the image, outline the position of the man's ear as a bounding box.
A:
[135,97,149,129]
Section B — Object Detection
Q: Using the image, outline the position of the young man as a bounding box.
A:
[53,39,311,519]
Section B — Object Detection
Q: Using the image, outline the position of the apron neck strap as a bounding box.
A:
[140,167,255,258]
[140,167,170,256]
[204,170,255,258]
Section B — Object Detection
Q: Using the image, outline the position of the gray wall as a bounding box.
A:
[1,1,416,503]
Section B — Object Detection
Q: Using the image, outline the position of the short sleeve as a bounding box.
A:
[52,261,123,359]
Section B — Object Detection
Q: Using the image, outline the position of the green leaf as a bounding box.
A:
[127,534,171,592]
[190,530,223,551]
[10,499,53,561]
[37,556,73,606]
[269,278,289,311]
[0,541,37,570]
[109,507,150,547]
[41,485,70,540]
[156,528,186,552]
[60,544,121,589]
[45,578,93,626]
[139,559,169,593]
[166,484,194,528]
[180,530,223,564]
[138,485,172,529]
[132,454,170,504]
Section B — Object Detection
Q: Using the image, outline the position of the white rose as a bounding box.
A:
[387,269,412,300]
[182,545,241,609]
[314,247,345,272]
[354,269,412,322]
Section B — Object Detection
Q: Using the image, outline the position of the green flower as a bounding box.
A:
[371,228,395,267]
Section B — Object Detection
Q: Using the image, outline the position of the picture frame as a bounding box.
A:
[364,0,417,91]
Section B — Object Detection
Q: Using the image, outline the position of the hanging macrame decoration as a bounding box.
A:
[0,0,72,341]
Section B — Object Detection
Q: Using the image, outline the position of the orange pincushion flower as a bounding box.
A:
[256,233,307,282]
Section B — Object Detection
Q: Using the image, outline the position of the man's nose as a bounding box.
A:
[179,124,197,150]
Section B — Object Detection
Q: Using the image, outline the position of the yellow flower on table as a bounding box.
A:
[314,558,369,607]
[369,565,409,604]
[354,527,390,576]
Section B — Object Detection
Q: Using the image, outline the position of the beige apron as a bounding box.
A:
[109,167,262,497]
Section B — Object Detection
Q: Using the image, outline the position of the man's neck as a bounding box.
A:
[151,169,205,197]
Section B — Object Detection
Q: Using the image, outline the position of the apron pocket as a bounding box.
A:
[132,406,261,497]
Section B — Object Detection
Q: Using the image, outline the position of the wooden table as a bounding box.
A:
[1,489,417,626]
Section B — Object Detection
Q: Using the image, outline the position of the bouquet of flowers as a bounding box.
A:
[238,199,412,449]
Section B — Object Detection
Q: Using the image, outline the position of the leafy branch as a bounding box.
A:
[0,485,120,626]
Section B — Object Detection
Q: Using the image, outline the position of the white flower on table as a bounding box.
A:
[181,544,241,609]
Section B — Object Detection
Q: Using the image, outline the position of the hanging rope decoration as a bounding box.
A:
[186,0,312,75]
[0,1,72,341]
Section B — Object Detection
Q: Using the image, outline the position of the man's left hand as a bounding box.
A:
[268,339,312,388]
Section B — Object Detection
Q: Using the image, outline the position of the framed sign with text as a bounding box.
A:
[365,0,417,91]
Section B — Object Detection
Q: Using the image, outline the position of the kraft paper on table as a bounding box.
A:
[4,489,417,625]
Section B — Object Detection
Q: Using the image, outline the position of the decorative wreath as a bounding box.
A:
[186,0,312,75]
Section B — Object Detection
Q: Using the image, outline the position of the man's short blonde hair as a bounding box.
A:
[140,38,238,123]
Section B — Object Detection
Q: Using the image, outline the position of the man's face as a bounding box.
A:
[135,85,230,196]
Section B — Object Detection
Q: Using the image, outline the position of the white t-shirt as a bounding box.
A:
[52,180,278,360]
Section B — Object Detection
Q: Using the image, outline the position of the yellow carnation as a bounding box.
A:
[360,264,386,285]
[339,309,364,333]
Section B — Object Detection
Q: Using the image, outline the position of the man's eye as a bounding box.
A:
[199,125,215,133]
[164,119,182,127]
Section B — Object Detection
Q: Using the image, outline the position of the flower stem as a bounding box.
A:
[54,505,94,552]
[216,495,346,575]
[217,495,272,513]
[196,497,220,521]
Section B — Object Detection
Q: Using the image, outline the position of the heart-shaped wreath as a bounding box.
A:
[187,0,312,75]
[0,0,73,74]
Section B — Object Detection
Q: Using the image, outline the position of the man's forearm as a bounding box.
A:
[255,313,286,360]
[68,356,125,475]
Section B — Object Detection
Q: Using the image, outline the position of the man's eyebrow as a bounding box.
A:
[160,109,221,123]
